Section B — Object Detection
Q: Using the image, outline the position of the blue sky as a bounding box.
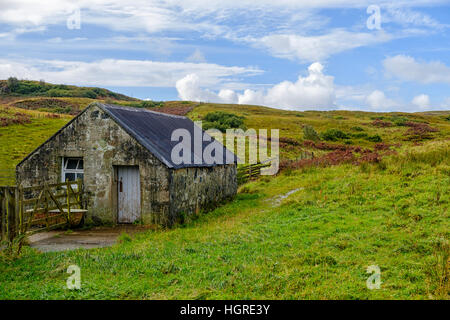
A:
[1,0,450,111]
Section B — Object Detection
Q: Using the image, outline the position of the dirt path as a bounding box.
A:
[266,188,304,207]
[28,225,152,252]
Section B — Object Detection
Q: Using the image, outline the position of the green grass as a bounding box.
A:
[2,98,449,172]
[0,107,70,184]
[0,141,448,299]
[1,79,137,101]
[0,98,449,299]
[187,103,450,160]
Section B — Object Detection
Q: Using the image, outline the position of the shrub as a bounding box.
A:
[46,88,73,97]
[320,129,349,141]
[82,90,97,99]
[13,80,46,95]
[351,126,364,131]
[351,132,368,139]
[390,116,409,126]
[303,125,320,141]
[203,111,246,133]
[0,83,10,94]
[366,134,382,142]
[140,100,164,108]
[7,77,19,92]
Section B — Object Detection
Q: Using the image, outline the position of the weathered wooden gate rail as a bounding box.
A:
[237,151,314,185]
[0,180,86,242]
[237,162,271,185]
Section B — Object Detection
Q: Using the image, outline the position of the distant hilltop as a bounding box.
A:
[0,78,137,101]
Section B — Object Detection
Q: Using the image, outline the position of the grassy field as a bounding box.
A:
[0,141,448,299]
[3,98,449,179]
[0,95,449,299]
[0,105,71,184]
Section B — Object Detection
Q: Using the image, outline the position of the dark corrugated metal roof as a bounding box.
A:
[99,103,236,169]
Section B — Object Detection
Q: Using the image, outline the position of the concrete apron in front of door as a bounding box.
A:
[28,225,151,252]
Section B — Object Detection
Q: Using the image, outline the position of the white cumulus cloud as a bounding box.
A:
[257,30,393,62]
[176,62,336,110]
[365,90,399,111]
[411,94,430,109]
[441,97,450,109]
[383,55,450,84]
[0,58,262,87]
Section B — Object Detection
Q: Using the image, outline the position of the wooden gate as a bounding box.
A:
[237,162,271,185]
[0,186,18,242]
[0,180,87,242]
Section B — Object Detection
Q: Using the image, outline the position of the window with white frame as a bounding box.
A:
[61,157,84,182]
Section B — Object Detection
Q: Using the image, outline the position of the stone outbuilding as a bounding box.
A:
[16,103,237,226]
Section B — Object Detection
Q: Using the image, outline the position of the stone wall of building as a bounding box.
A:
[168,164,237,224]
[16,104,171,225]
[16,103,238,227]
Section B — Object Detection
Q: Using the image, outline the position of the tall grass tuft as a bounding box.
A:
[427,238,449,299]
[387,141,449,169]
[303,125,321,141]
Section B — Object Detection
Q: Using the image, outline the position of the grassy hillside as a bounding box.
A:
[0,105,71,184]
[0,141,448,299]
[1,97,449,181]
[0,79,137,101]
[0,92,448,299]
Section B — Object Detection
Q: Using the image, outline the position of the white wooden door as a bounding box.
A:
[118,166,141,223]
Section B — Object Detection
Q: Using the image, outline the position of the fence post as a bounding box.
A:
[66,180,71,224]
[44,183,49,231]
[18,185,25,234]
[0,188,4,241]
[77,179,83,208]
[7,187,17,243]
[14,186,20,238]
[5,188,9,241]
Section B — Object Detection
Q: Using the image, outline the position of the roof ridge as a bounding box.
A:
[96,102,188,119]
